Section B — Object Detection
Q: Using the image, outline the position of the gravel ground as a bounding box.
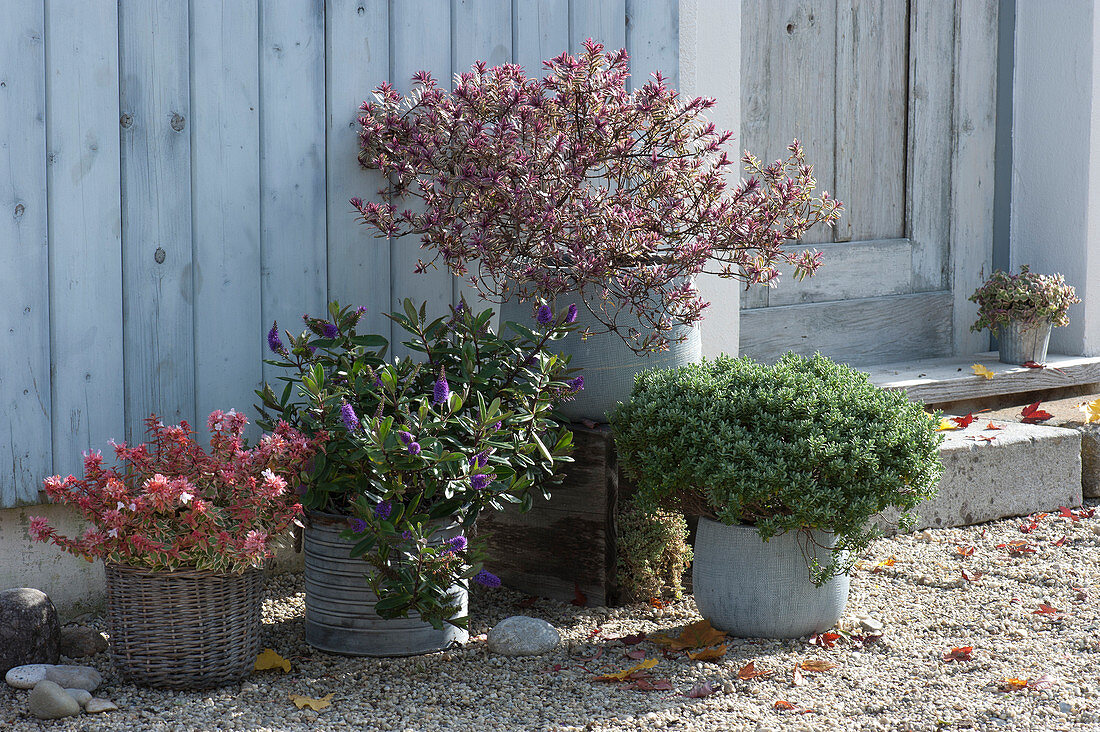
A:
[4,501,1100,731]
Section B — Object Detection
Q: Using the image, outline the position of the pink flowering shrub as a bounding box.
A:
[354,40,842,353]
[30,411,319,574]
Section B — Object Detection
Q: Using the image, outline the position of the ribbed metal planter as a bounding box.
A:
[692,518,850,639]
[105,563,263,689]
[498,297,701,423]
[303,512,468,657]
[997,320,1052,365]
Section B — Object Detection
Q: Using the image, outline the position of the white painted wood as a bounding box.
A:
[626,0,678,90]
[514,0,569,74]
[390,0,452,357]
[765,239,912,307]
[867,353,1100,405]
[950,0,998,356]
[119,0,194,442]
[191,0,261,435]
[43,0,124,483]
[326,0,390,338]
[571,0,627,52]
[739,291,954,366]
[907,0,955,291]
[260,0,328,380]
[1,3,50,507]
[835,0,907,242]
[741,0,836,246]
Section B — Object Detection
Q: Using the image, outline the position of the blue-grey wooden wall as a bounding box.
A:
[0,0,678,507]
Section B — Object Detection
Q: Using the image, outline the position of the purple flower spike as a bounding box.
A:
[447,535,468,552]
[474,569,501,588]
[322,323,340,339]
[398,431,414,446]
[407,442,421,456]
[535,304,553,325]
[566,303,578,324]
[374,500,392,520]
[492,421,502,431]
[569,375,585,393]
[267,322,284,353]
[433,375,450,406]
[469,450,489,468]
[340,401,361,432]
[349,517,367,534]
[470,473,491,491]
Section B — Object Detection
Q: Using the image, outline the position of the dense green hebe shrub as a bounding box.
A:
[609,353,943,583]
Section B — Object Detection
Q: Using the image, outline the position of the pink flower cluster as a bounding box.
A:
[30,411,318,574]
[354,40,842,353]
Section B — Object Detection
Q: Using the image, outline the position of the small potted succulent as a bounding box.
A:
[352,41,841,420]
[30,411,316,689]
[970,265,1080,365]
[258,299,576,655]
[609,353,942,638]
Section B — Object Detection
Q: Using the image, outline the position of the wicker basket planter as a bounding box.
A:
[105,563,264,689]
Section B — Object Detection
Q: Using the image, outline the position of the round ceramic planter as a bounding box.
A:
[997,320,1052,365]
[497,296,701,423]
[303,512,469,657]
[692,518,850,639]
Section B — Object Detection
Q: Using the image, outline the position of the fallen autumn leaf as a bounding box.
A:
[254,649,291,673]
[288,692,334,711]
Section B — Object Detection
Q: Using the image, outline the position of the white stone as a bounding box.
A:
[4,663,54,689]
[85,697,119,713]
[27,680,81,719]
[487,616,560,657]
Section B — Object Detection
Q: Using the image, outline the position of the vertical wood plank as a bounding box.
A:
[571,0,627,52]
[260,0,328,382]
[950,0,997,355]
[119,0,194,442]
[626,0,678,91]
[835,0,908,242]
[44,0,125,482]
[390,0,452,357]
[191,0,261,433]
[907,0,955,291]
[513,0,569,75]
[741,0,836,246]
[452,0,512,314]
[326,0,390,339]
[1,2,50,506]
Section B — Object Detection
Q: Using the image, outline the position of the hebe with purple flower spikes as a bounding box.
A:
[353,41,841,354]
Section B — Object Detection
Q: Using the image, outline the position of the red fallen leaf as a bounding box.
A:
[1022,361,1045,369]
[1053,535,1068,547]
[1059,506,1079,522]
[625,648,647,660]
[1021,401,1054,424]
[849,633,883,648]
[684,680,719,698]
[774,700,796,710]
[617,632,646,646]
[997,539,1036,556]
[1019,517,1040,533]
[961,568,984,583]
[956,545,976,556]
[808,631,842,649]
[1034,603,1067,618]
[943,646,974,663]
[571,583,588,607]
[588,626,603,639]
[737,661,772,680]
[648,597,669,608]
[952,413,976,428]
[984,422,1004,430]
[516,596,538,609]
[1076,506,1097,519]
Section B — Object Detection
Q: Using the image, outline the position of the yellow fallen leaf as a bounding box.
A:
[935,418,958,431]
[799,659,837,673]
[593,658,657,682]
[1080,398,1100,424]
[972,364,995,380]
[649,619,727,650]
[254,648,291,673]
[687,644,728,662]
[288,692,334,710]
[998,678,1028,692]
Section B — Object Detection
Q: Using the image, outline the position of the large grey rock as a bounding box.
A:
[4,663,53,689]
[0,588,60,674]
[27,680,81,720]
[878,420,1082,532]
[487,616,560,656]
[60,625,109,658]
[45,664,102,692]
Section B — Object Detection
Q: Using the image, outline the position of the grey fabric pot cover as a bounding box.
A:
[692,518,850,638]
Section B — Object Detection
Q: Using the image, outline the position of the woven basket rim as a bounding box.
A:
[105,561,262,579]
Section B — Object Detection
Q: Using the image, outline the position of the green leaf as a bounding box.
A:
[531,432,553,461]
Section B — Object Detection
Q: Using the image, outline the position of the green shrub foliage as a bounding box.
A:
[609,353,943,583]
[617,497,693,603]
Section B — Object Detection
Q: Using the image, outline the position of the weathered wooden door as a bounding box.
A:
[738,0,997,365]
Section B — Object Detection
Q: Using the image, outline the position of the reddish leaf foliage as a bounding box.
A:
[1053,535,1068,547]
[1021,401,1054,424]
[648,598,669,608]
[998,540,1037,556]
[626,649,647,661]
[1022,361,1045,369]
[952,413,976,428]
[942,646,974,663]
[956,545,976,557]
[626,678,673,692]
[1034,603,1068,619]
[808,632,842,649]
[961,569,984,583]
[737,661,772,680]
[617,633,647,646]
[984,422,1004,430]
[516,596,538,609]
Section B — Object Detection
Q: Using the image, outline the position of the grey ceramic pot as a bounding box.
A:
[692,518,850,639]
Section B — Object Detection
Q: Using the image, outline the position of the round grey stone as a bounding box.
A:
[4,663,54,689]
[85,698,119,714]
[45,664,102,691]
[0,588,60,674]
[66,688,93,707]
[487,616,560,657]
[27,680,81,720]
[60,625,109,658]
